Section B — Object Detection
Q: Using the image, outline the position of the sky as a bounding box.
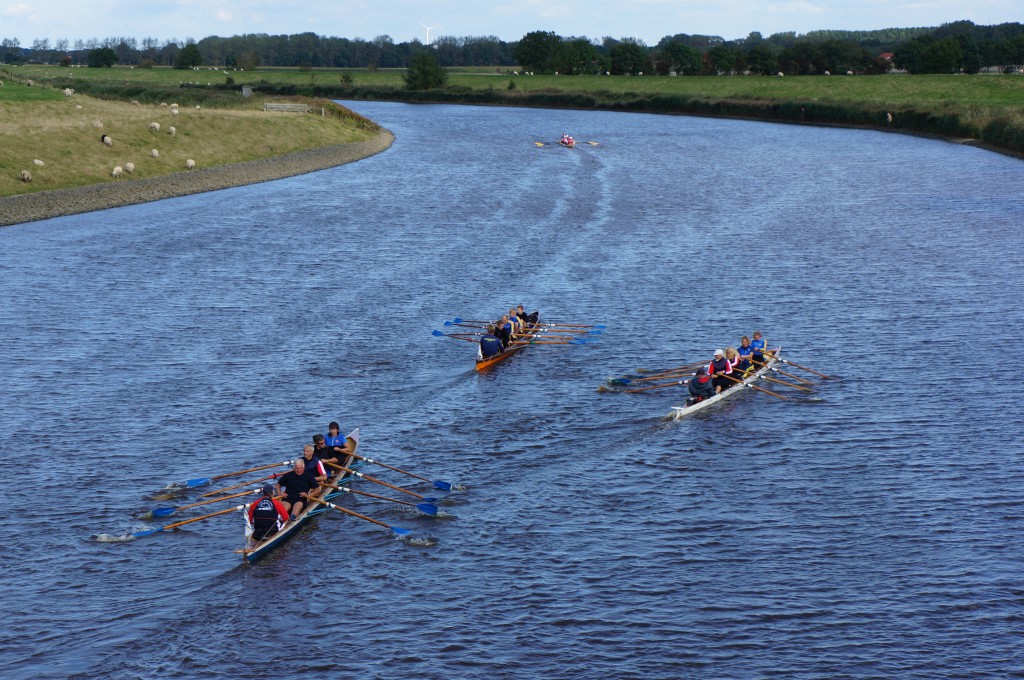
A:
[1,0,1019,47]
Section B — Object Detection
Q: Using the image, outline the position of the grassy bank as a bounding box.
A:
[0,72,380,197]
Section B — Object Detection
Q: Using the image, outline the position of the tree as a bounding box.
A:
[919,37,962,73]
[403,51,447,89]
[609,39,650,75]
[662,42,702,75]
[87,47,118,67]
[514,31,561,73]
[175,42,202,69]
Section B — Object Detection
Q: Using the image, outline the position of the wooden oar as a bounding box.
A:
[750,359,814,385]
[147,487,264,519]
[325,462,434,500]
[776,357,833,379]
[322,482,439,516]
[342,452,462,491]
[719,373,788,399]
[625,376,695,394]
[198,472,281,498]
[614,362,706,384]
[447,318,605,330]
[131,503,247,539]
[756,373,815,392]
[308,497,412,537]
[165,460,293,490]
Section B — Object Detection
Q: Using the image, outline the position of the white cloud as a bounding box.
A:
[3,3,34,17]
[216,9,233,21]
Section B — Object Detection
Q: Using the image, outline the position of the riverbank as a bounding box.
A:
[0,130,393,227]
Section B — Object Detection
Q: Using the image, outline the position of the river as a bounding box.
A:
[1,100,1022,679]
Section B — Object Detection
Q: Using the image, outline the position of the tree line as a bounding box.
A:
[2,20,1022,74]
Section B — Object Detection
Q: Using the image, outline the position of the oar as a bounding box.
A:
[146,487,263,519]
[341,452,462,491]
[166,460,293,490]
[131,503,246,539]
[322,482,439,515]
[613,361,706,385]
[775,357,833,379]
[750,359,815,385]
[308,497,412,537]
[625,376,695,394]
[433,329,479,341]
[538,322,606,329]
[325,463,436,501]
[719,373,788,399]
[198,473,281,498]
[756,372,815,392]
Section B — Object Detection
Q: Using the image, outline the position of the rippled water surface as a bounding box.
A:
[1,101,1023,679]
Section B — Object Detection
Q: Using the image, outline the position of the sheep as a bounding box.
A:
[778,72,785,77]
[185,159,195,170]
[63,87,74,96]
[150,149,159,158]
[168,126,176,137]
[33,159,44,166]
[101,134,113,147]
[19,170,32,183]
[26,79,33,86]
[171,108,179,116]
[131,100,140,106]
[159,102,168,107]
[170,103,179,109]
[75,104,82,109]
[148,122,160,132]
[847,70,854,75]
[111,166,123,178]
[195,105,201,110]
[0,80,4,87]
[125,162,135,174]
[824,70,831,76]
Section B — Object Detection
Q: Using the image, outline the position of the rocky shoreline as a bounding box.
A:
[0,130,394,228]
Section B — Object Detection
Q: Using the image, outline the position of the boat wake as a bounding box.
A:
[93,532,136,543]
[402,535,439,547]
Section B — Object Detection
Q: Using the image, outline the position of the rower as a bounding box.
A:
[495,315,513,348]
[247,483,289,540]
[300,443,328,484]
[708,349,733,394]
[725,347,742,384]
[751,330,768,365]
[479,324,504,359]
[737,336,754,375]
[507,308,524,336]
[686,366,715,405]
[516,304,539,325]
[276,458,318,520]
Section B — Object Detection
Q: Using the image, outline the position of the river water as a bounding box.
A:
[1,101,1022,679]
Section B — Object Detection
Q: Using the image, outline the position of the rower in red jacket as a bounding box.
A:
[248,484,290,540]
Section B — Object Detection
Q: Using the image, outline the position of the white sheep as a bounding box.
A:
[194,105,201,110]
[33,159,45,166]
[131,100,140,106]
[111,166,123,178]
[171,108,179,116]
[0,80,4,87]
[125,162,135,174]
[168,126,176,136]
[151,149,159,158]
[159,102,168,107]
[19,170,32,183]
[170,103,179,109]
[63,87,74,96]
[185,159,195,170]
[847,70,854,75]
[26,79,33,86]
[778,72,785,76]
[75,104,82,109]
[148,122,160,132]
[101,134,113,147]
[824,70,831,76]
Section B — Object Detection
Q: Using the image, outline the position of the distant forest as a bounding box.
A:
[3,20,1023,75]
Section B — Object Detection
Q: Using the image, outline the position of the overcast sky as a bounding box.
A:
[1,0,1018,46]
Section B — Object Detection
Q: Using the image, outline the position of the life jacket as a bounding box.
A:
[709,357,731,375]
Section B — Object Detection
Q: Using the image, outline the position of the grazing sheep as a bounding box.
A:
[168,126,176,136]
[75,104,82,109]
[33,159,45,166]
[170,103,179,109]
[0,80,4,87]
[847,70,853,75]
[131,100,140,106]
[111,166,123,178]
[778,72,785,76]
[148,122,160,132]
[101,134,113,147]
[171,108,179,116]
[159,102,168,107]
[63,87,74,96]
[194,105,201,110]
[150,149,159,158]
[26,79,33,86]
[125,162,135,174]
[185,159,195,170]
[824,70,831,76]
[19,170,32,183]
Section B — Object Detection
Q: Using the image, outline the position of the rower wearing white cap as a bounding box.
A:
[708,348,733,394]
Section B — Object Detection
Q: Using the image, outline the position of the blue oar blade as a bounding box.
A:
[150,507,176,518]
[183,477,211,488]
[416,503,439,516]
[608,377,632,385]
[432,480,453,491]
[442,320,455,326]
[422,496,440,503]
[391,526,413,536]
[452,317,463,323]
[593,324,607,329]
[131,527,164,539]
[432,329,447,336]
[587,329,602,334]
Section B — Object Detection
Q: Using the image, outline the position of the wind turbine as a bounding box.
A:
[420,22,438,44]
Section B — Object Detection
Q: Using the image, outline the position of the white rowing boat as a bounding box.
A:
[669,348,781,419]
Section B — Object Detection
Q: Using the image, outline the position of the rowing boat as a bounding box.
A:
[669,349,781,419]
[240,428,361,563]
[475,324,541,371]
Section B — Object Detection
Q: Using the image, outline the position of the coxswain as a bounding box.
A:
[708,349,733,394]
[324,421,354,466]
[276,458,318,519]
[247,483,290,539]
[751,330,768,364]
[686,366,716,405]
[479,324,504,359]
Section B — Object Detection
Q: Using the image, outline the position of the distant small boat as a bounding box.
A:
[559,138,576,148]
